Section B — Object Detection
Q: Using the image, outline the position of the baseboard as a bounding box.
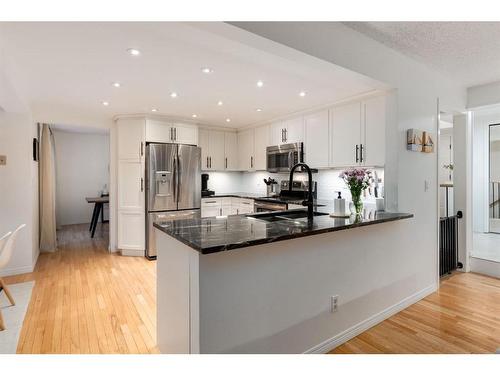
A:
[470,257,500,279]
[304,283,437,354]
[120,249,145,257]
[0,264,36,277]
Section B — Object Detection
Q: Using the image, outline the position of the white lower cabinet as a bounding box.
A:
[117,211,145,252]
[201,197,254,218]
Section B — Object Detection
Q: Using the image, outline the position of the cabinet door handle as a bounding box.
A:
[170,128,173,141]
[206,157,209,168]
[219,208,222,216]
[225,157,228,169]
[209,156,212,169]
[250,156,253,169]
[141,177,144,192]
[281,129,284,143]
[284,128,287,143]
[174,127,177,141]
[360,144,364,163]
[355,145,359,163]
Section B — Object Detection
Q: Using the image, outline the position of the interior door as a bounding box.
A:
[177,144,201,210]
[147,143,177,212]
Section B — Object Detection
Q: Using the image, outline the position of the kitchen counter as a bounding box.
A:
[154,208,413,254]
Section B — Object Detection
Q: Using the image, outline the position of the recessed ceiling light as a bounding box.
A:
[256,108,262,112]
[299,91,306,97]
[201,67,214,74]
[151,108,158,112]
[256,80,264,88]
[127,48,141,56]
[170,92,178,98]
[192,114,198,118]
[102,101,109,106]
[225,118,231,123]
[112,82,121,88]
[217,101,223,106]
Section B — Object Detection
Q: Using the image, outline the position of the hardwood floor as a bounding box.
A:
[5,224,500,354]
[4,223,158,354]
[331,272,500,354]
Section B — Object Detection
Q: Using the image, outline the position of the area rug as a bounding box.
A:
[0,281,34,354]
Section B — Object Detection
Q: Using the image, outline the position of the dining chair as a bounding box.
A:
[0,224,26,331]
[0,230,12,331]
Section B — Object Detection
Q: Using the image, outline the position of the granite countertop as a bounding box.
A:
[154,203,413,254]
[204,192,328,206]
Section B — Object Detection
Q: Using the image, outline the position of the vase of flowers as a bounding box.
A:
[339,168,371,217]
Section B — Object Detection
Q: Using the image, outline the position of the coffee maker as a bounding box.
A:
[201,173,215,197]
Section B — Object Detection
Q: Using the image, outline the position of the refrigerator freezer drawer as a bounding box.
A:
[146,209,201,259]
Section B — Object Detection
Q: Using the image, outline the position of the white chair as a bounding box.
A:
[0,224,26,331]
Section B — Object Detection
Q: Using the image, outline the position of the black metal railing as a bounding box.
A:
[439,215,458,276]
[490,182,500,219]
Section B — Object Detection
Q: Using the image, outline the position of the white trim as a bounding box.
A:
[0,264,36,277]
[120,249,145,257]
[303,283,437,354]
[470,257,500,278]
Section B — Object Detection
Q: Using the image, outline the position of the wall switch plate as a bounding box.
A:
[0,155,6,166]
[330,295,339,313]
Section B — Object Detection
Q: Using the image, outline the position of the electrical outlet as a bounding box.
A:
[0,155,6,166]
[330,295,339,313]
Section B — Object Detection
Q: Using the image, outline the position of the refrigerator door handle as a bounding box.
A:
[175,156,181,204]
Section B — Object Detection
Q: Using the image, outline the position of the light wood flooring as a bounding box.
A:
[331,272,500,354]
[5,223,158,354]
[4,224,500,354]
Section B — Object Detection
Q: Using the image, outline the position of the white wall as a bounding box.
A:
[228,21,466,339]
[53,130,110,226]
[0,46,39,275]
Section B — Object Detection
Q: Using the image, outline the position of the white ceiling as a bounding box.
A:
[344,22,500,88]
[0,22,386,129]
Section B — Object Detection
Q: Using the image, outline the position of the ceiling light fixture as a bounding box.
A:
[256,80,264,88]
[102,101,109,106]
[256,108,262,112]
[151,108,158,112]
[299,91,306,97]
[127,48,141,56]
[217,101,223,106]
[192,114,198,118]
[112,82,121,88]
[201,67,214,74]
[225,118,231,123]
[170,92,178,98]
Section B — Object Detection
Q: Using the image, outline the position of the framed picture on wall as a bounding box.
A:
[407,129,423,152]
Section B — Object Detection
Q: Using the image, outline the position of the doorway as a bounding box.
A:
[51,125,111,248]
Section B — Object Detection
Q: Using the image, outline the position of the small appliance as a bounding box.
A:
[201,173,215,197]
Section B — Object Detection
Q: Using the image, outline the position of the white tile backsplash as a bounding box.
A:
[205,167,384,202]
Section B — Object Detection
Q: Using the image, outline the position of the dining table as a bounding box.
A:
[86,196,109,238]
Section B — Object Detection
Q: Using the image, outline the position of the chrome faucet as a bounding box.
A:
[288,163,314,222]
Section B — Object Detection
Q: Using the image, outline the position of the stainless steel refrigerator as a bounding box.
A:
[145,143,201,259]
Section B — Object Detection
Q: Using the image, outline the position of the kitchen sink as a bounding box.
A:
[246,210,328,222]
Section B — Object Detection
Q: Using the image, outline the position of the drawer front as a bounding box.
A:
[202,198,222,207]
[239,198,254,206]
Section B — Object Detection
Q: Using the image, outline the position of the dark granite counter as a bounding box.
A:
[154,205,413,254]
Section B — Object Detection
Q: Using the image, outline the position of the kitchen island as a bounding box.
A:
[154,207,414,353]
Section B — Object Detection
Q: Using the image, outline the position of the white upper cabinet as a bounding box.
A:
[330,96,386,167]
[330,102,362,167]
[200,129,234,171]
[199,129,210,170]
[270,121,285,145]
[269,118,304,145]
[253,125,269,170]
[118,118,145,160]
[304,110,329,168]
[238,129,255,171]
[209,131,225,170]
[283,117,304,144]
[224,132,238,171]
[362,96,386,167]
[146,119,198,145]
[173,123,198,145]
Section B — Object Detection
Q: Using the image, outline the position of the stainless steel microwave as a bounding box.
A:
[266,142,304,173]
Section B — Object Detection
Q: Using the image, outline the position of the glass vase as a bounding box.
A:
[351,192,363,217]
